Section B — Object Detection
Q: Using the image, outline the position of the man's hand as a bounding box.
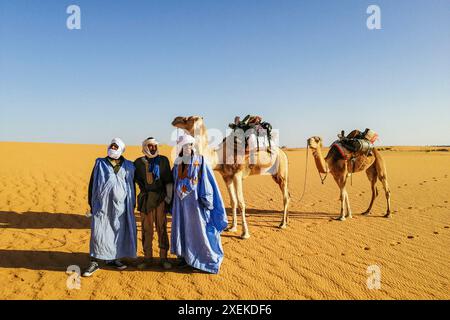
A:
[165,183,173,204]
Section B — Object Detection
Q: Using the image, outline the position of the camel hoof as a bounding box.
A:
[347,215,353,219]
[337,216,346,221]
[384,213,391,218]
[241,233,250,240]
[226,226,238,233]
[279,223,287,229]
[362,211,371,216]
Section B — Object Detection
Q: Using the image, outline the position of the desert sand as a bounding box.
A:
[0,141,449,300]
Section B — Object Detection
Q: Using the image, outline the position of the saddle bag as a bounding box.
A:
[340,138,371,153]
[353,139,373,154]
[363,129,378,144]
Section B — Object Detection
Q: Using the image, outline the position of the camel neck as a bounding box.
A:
[312,147,329,174]
[193,125,219,170]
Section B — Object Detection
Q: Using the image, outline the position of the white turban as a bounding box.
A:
[177,134,195,147]
[174,134,196,163]
[107,137,126,159]
[175,134,196,158]
[142,137,159,158]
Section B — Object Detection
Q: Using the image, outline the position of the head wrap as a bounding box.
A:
[177,134,195,147]
[142,137,159,158]
[175,134,196,159]
[107,137,126,159]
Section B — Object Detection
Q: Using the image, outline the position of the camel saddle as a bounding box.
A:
[331,128,378,160]
[228,115,273,153]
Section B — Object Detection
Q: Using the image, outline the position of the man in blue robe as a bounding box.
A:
[171,135,228,274]
[82,138,137,277]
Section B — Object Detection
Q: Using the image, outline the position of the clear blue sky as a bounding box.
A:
[1,0,449,147]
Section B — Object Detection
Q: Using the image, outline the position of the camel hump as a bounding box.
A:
[334,128,379,157]
[228,115,274,153]
[344,128,378,143]
[345,129,362,139]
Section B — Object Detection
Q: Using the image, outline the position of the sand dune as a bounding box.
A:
[0,142,449,299]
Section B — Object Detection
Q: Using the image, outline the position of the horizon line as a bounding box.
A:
[1,140,449,149]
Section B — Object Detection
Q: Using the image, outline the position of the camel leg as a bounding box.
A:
[339,187,346,221]
[363,165,378,215]
[234,173,250,239]
[273,175,290,229]
[280,178,290,228]
[335,176,347,221]
[224,176,238,232]
[344,189,352,218]
[374,152,392,218]
[379,175,391,218]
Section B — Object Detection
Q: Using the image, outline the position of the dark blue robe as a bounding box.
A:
[170,155,228,274]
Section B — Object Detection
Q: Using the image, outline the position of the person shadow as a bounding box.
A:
[0,211,198,274]
[0,211,90,229]
[0,249,201,274]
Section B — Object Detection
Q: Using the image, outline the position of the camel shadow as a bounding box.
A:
[0,211,90,229]
[221,233,243,239]
[221,208,339,236]
[365,214,391,219]
[226,208,337,220]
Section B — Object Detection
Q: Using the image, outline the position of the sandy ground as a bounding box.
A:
[0,142,449,300]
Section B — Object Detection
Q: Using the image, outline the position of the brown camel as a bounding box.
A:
[307,131,391,220]
[172,116,290,239]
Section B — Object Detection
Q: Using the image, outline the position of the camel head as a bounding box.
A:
[171,116,204,136]
[307,136,323,150]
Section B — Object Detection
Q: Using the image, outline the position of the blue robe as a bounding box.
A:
[170,155,228,274]
[89,157,137,260]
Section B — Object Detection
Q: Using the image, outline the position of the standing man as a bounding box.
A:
[83,138,137,277]
[171,135,228,274]
[134,137,173,270]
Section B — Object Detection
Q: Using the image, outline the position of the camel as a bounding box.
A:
[307,131,391,220]
[171,116,290,239]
